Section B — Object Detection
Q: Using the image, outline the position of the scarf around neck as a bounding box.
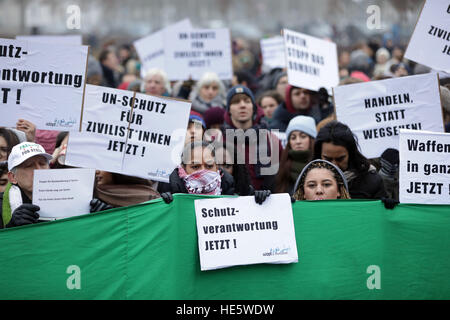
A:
[178,166,222,195]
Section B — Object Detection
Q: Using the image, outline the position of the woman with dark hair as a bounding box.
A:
[292,159,351,201]
[257,90,284,125]
[0,128,20,162]
[313,121,386,199]
[275,116,317,195]
[158,141,271,204]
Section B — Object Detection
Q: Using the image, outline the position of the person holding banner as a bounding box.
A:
[313,121,386,200]
[0,142,52,228]
[158,141,271,205]
[292,159,350,201]
[270,85,324,132]
[189,72,226,114]
[275,115,317,195]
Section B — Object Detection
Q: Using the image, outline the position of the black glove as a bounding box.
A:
[161,192,173,204]
[291,196,296,203]
[6,204,40,228]
[254,190,271,205]
[90,198,113,213]
[382,197,399,210]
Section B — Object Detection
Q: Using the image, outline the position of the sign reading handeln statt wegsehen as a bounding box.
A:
[0,38,88,131]
[283,28,339,93]
[194,194,298,271]
[334,73,444,159]
[65,84,191,183]
[405,0,450,73]
[399,129,450,205]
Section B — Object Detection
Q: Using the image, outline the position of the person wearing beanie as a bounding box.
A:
[270,85,324,132]
[185,111,206,145]
[222,85,282,191]
[274,116,317,194]
[1,142,52,228]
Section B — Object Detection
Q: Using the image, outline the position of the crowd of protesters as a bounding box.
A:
[1,31,450,229]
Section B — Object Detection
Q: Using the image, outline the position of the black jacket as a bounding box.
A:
[158,168,235,195]
[348,170,387,200]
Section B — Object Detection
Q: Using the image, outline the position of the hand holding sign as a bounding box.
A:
[194,194,298,271]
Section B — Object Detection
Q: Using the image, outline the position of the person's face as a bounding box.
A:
[321,142,349,171]
[105,52,119,69]
[184,146,217,175]
[229,94,253,123]
[395,66,408,77]
[303,168,341,200]
[260,96,278,119]
[393,48,403,60]
[8,155,49,198]
[0,171,8,193]
[95,170,114,186]
[291,88,311,111]
[200,83,219,103]
[289,131,311,152]
[0,136,8,162]
[145,75,165,96]
[185,123,204,144]
[276,76,288,99]
[118,48,130,61]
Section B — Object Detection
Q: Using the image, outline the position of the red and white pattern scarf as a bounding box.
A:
[178,166,222,195]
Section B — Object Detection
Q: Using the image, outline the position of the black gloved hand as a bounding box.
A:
[90,198,113,213]
[291,196,296,203]
[254,190,271,205]
[382,197,399,210]
[6,204,40,228]
[161,192,173,204]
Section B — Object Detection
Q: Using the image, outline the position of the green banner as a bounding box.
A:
[0,195,449,300]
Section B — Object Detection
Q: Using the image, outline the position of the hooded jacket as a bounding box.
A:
[270,85,323,132]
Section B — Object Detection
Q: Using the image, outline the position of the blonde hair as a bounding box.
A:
[143,68,171,95]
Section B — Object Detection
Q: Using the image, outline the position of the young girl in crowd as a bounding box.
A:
[292,159,350,201]
[313,121,386,199]
[275,116,317,195]
[257,90,283,126]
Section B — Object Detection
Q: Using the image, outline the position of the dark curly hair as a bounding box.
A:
[313,121,370,174]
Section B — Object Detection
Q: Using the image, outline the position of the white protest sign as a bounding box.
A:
[65,84,191,182]
[260,36,286,69]
[283,28,339,92]
[33,168,95,219]
[0,38,88,130]
[164,28,233,81]
[134,19,192,78]
[405,0,450,73]
[334,73,444,159]
[399,129,450,205]
[194,194,298,271]
[16,35,83,46]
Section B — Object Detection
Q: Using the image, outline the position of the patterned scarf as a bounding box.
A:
[178,166,222,195]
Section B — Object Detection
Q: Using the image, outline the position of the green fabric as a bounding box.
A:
[0,194,449,300]
[1,182,13,228]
